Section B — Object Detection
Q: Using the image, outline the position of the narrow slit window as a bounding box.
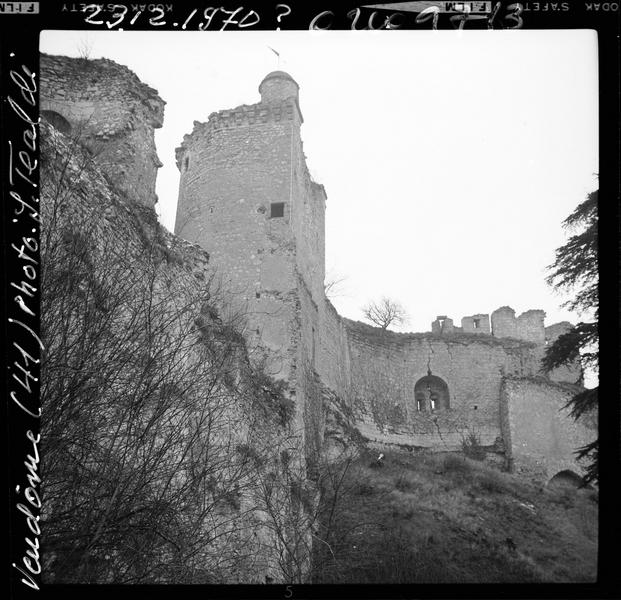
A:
[270,202,285,218]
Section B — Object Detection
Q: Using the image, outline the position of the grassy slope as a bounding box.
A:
[313,449,598,583]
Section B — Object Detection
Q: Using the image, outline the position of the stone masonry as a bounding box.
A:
[40,54,165,208]
[172,68,595,482]
[41,55,596,484]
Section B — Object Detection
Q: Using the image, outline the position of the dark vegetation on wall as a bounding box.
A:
[543,190,599,484]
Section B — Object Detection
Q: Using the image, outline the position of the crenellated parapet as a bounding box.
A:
[175,99,299,171]
[175,70,303,174]
[210,101,299,129]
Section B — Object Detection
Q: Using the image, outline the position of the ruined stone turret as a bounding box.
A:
[40,53,165,208]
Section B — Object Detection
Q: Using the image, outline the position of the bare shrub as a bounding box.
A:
[76,38,94,71]
[324,269,348,299]
[461,430,486,461]
[39,121,297,583]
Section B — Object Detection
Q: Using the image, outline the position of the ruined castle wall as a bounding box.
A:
[516,310,546,344]
[40,54,164,208]
[500,377,597,481]
[544,322,584,384]
[343,322,540,450]
[290,169,326,306]
[317,300,353,400]
[490,306,546,345]
[288,131,333,461]
[297,280,323,464]
[432,317,455,335]
[491,306,518,338]
[461,314,491,335]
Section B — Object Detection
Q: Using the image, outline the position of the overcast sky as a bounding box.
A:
[40,30,598,334]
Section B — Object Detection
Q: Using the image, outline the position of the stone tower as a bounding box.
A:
[175,71,327,449]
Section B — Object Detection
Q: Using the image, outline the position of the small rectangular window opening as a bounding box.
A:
[270,202,285,218]
[473,319,480,329]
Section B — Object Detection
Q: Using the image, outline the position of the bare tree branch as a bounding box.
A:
[361,297,408,330]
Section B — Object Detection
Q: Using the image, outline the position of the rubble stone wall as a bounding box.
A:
[40,53,165,208]
[500,377,597,481]
[342,321,538,450]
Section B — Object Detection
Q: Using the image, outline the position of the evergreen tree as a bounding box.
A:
[542,190,598,484]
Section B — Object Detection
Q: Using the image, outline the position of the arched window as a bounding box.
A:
[414,375,450,412]
[41,110,72,135]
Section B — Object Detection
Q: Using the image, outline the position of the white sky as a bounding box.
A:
[41,30,598,333]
